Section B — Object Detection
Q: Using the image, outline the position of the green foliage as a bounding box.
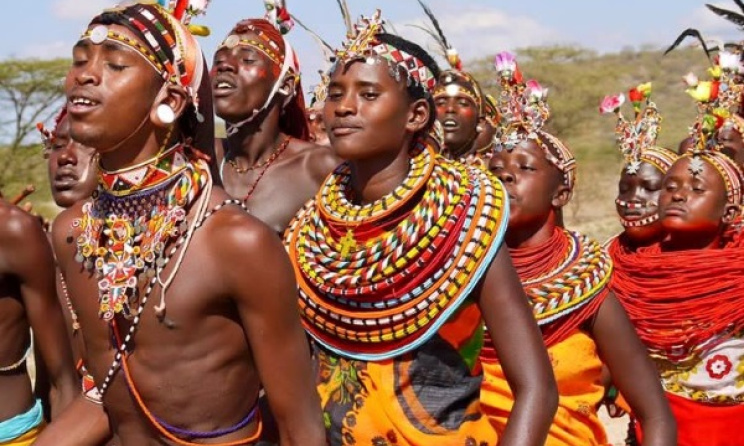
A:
[469,45,710,240]
[0,58,69,217]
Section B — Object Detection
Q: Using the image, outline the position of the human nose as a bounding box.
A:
[334,92,356,117]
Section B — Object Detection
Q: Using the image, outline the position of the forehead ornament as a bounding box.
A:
[90,25,109,44]
[689,156,705,175]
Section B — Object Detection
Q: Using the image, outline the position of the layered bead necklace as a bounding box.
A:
[284,140,509,361]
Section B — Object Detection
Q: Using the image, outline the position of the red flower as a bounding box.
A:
[628,87,644,103]
[705,354,732,380]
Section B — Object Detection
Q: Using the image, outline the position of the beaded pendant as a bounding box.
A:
[73,145,205,321]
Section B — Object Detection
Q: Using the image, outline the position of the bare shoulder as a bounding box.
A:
[0,201,53,275]
[285,139,340,182]
[0,200,44,241]
[199,190,288,268]
[50,201,85,259]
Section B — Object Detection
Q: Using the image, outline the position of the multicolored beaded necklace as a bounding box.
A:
[284,140,509,361]
[74,144,207,321]
[481,228,611,357]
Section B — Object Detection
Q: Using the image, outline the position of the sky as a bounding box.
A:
[0,0,741,92]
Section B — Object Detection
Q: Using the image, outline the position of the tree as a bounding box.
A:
[0,58,69,194]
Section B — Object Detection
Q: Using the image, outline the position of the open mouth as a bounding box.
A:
[67,95,100,114]
[213,77,237,96]
[442,119,458,130]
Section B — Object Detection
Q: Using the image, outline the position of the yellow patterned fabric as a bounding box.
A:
[481,330,608,445]
[315,303,498,446]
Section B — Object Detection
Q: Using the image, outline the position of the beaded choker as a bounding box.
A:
[284,140,508,361]
[74,144,207,321]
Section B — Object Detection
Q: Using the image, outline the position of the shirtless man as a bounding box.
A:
[0,189,77,444]
[213,16,338,233]
[35,108,111,446]
[48,4,323,445]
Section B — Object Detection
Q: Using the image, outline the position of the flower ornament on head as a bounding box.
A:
[331,10,437,96]
[492,51,575,191]
[600,83,674,175]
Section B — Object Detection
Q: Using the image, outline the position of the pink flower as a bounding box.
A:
[494,51,517,75]
[525,79,546,101]
[599,94,625,114]
[682,72,699,87]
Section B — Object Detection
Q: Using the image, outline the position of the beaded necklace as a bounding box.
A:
[74,144,207,321]
[481,228,611,357]
[284,140,509,361]
[219,136,292,201]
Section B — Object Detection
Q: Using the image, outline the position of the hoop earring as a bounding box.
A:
[156,104,175,125]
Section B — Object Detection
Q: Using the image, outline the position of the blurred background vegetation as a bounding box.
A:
[0,45,709,240]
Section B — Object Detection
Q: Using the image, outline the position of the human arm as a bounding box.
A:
[221,216,325,446]
[591,292,676,445]
[0,208,77,417]
[478,247,558,446]
[33,394,112,446]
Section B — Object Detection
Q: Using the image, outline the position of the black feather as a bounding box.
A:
[664,28,712,61]
[416,0,449,51]
[733,0,744,14]
[706,3,744,28]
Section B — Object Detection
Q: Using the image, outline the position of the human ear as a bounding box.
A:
[722,203,740,225]
[150,83,189,128]
[405,98,430,134]
[279,74,297,108]
[551,183,572,209]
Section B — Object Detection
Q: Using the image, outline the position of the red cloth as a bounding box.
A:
[636,392,744,446]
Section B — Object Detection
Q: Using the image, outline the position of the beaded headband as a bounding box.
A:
[415,1,482,111]
[600,83,675,174]
[81,2,208,120]
[331,10,437,95]
[219,6,303,136]
[433,71,485,117]
[492,51,576,190]
[685,150,744,206]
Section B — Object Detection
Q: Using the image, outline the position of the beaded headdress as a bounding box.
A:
[492,51,576,191]
[331,10,437,96]
[81,1,210,122]
[600,83,676,174]
[218,2,309,139]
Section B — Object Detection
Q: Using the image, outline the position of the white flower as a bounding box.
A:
[718,51,742,73]
[682,72,699,87]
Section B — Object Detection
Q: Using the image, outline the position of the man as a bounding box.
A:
[34,108,111,446]
[0,184,77,444]
[284,11,557,446]
[416,1,493,166]
[213,13,337,234]
[50,3,324,444]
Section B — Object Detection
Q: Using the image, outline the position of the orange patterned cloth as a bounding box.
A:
[481,329,608,445]
[315,303,498,446]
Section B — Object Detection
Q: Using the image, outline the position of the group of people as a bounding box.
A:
[0,0,743,445]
